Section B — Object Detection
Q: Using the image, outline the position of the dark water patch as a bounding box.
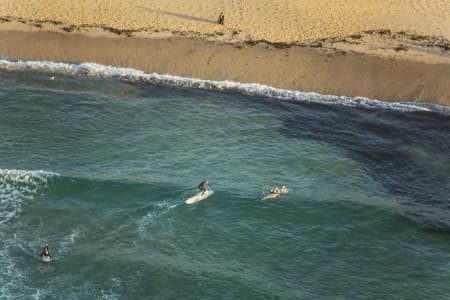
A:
[277,100,450,230]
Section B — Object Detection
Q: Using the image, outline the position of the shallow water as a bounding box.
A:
[1,69,449,299]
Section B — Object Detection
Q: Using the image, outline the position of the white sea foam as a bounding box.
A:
[137,200,180,235]
[59,229,81,252]
[0,169,59,225]
[0,169,59,299]
[1,59,447,114]
[100,277,122,300]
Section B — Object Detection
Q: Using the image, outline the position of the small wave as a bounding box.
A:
[0,169,59,225]
[1,59,447,114]
[0,169,59,189]
[137,200,181,235]
[59,229,81,252]
[100,277,122,300]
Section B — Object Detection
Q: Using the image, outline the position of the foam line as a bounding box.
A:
[0,169,59,225]
[1,59,448,114]
[0,169,59,299]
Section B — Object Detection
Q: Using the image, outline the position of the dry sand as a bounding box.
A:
[2,0,449,42]
[0,1,449,105]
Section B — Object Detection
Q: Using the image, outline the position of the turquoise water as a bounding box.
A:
[1,70,450,299]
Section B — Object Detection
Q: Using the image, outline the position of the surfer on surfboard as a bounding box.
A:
[198,179,209,195]
[263,185,288,200]
[185,180,214,204]
[270,185,287,195]
[40,243,52,261]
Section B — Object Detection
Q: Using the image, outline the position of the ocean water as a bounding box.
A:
[0,64,450,299]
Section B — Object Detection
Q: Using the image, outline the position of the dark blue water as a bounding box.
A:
[1,70,449,299]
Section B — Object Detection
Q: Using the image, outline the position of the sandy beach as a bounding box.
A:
[1,0,449,105]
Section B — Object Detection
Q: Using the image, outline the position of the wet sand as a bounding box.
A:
[0,0,449,105]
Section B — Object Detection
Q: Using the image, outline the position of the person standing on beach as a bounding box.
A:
[218,12,224,25]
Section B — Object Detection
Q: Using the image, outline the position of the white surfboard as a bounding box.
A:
[185,190,214,205]
[41,255,52,262]
[262,188,288,200]
[262,193,281,200]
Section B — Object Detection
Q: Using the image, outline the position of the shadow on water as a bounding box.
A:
[136,6,217,25]
[275,100,450,231]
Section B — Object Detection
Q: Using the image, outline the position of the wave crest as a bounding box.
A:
[0,169,59,225]
[1,59,448,114]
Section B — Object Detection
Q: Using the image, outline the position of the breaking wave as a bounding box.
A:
[0,169,59,225]
[1,59,448,114]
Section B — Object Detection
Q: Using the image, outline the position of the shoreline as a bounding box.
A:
[1,21,450,105]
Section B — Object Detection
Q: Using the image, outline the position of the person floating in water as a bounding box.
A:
[270,187,279,194]
[218,12,224,25]
[270,185,287,194]
[41,243,52,259]
[198,179,209,195]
